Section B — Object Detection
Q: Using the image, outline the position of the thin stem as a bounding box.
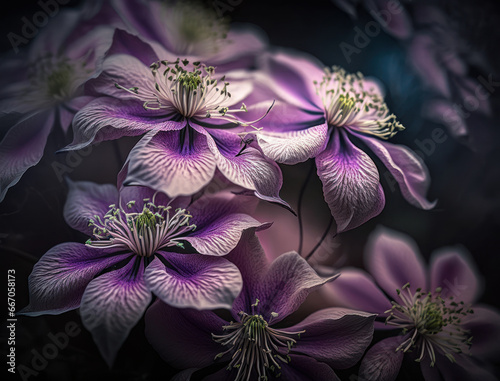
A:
[297,160,315,255]
[305,216,335,262]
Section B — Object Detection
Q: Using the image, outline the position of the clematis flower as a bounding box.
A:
[323,226,500,381]
[20,179,266,366]
[246,51,435,232]
[334,0,496,144]
[0,5,116,202]
[145,230,376,380]
[62,34,287,207]
[110,0,267,70]
[408,4,493,143]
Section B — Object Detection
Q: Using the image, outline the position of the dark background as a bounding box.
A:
[1,0,500,380]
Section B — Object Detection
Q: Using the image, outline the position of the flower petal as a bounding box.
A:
[430,247,482,304]
[365,0,412,39]
[170,369,199,381]
[197,127,289,208]
[208,25,268,69]
[354,132,436,210]
[424,100,468,138]
[124,129,216,198]
[409,33,450,97]
[59,96,94,133]
[0,110,54,202]
[181,192,265,255]
[462,305,500,361]
[257,51,325,112]
[88,53,157,100]
[358,336,406,381]
[316,129,385,232]
[427,352,498,381]
[146,254,242,310]
[63,179,119,236]
[255,123,328,165]
[365,226,427,299]
[145,299,226,368]
[246,252,336,323]
[64,97,186,151]
[184,213,265,256]
[227,230,271,316]
[290,307,375,369]
[80,258,152,367]
[101,28,159,66]
[322,267,392,315]
[19,244,129,316]
[277,355,340,381]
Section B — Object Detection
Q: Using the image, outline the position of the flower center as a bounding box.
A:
[161,1,229,55]
[315,66,405,139]
[116,59,250,121]
[86,198,196,257]
[23,53,90,107]
[385,283,473,366]
[211,300,305,381]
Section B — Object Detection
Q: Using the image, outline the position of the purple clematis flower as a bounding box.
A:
[109,0,267,71]
[62,31,286,207]
[245,51,435,232]
[0,5,115,201]
[145,230,376,380]
[324,226,500,381]
[408,4,493,141]
[20,179,266,366]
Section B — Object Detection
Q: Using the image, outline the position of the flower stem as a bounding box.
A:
[305,216,334,262]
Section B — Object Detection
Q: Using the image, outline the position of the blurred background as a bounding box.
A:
[1,0,500,380]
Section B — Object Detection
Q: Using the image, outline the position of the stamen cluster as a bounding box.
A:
[86,198,196,257]
[386,283,473,366]
[115,59,248,122]
[22,53,90,107]
[315,66,405,139]
[211,300,305,381]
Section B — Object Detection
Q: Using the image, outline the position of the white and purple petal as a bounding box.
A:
[64,97,185,151]
[20,244,130,316]
[257,51,325,113]
[254,123,328,165]
[63,179,119,236]
[198,127,289,208]
[316,129,385,232]
[0,110,54,202]
[123,129,216,198]
[184,213,265,256]
[145,253,242,310]
[80,258,152,367]
[354,132,436,210]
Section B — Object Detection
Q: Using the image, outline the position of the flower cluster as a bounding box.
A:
[2,1,498,380]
